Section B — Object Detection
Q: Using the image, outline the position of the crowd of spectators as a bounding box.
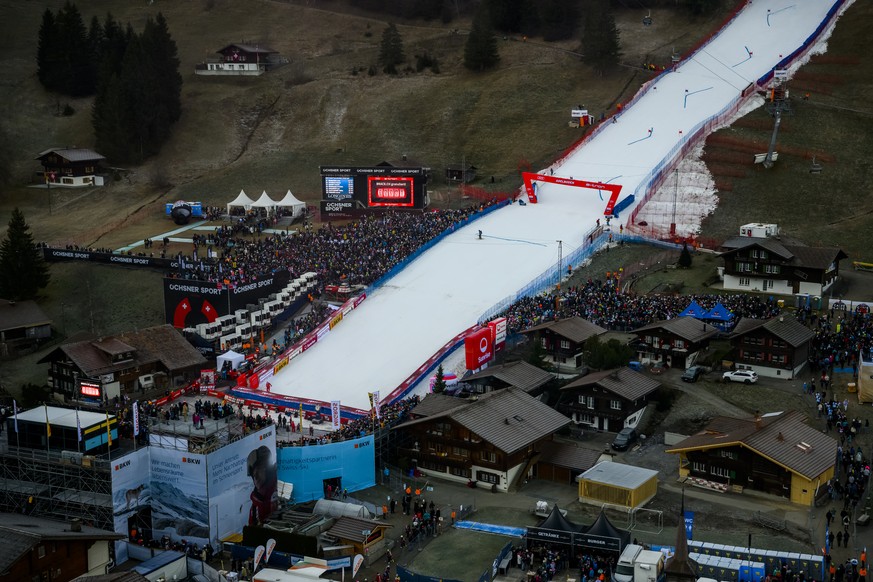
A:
[165,201,503,288]
[506,545,617,582]
[805,306,873,373]
[501,275,783,333]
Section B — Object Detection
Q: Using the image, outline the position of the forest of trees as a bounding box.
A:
[37,2,182,163]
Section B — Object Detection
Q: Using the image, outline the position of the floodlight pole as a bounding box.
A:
[557,241,563,289]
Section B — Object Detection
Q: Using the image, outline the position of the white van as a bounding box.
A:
[614,544,643,582]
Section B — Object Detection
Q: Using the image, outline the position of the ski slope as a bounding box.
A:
[269,1,847,411]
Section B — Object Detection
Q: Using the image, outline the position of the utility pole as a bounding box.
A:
[556,240,563,290]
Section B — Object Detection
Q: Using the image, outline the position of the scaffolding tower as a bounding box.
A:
[0,431,114,531]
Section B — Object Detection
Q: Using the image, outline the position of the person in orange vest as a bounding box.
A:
[859,562,867,582]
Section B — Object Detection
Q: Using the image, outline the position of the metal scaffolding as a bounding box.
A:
[0,431,114,531]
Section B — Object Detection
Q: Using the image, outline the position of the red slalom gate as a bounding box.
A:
[521,172,622,216]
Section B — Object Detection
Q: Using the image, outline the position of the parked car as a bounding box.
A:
[681,366,704,383]
[723,369,758,384]
[649,361,668,375]
[611,427,638,451]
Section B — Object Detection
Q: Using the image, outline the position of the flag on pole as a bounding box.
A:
[133,401,140,437]
[44,404,51,438]
[331,400,341,431]
[298,403,304,434]
[372,390,381,420]
[106,411,112,446]
[76,409,82,442]
[13,399,18,433]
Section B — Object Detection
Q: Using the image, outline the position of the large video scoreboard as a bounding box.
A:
[320,166,427,215]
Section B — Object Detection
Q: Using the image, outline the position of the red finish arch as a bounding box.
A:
[521,172,622,216]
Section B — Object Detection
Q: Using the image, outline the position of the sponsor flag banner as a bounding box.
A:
[465,327,493,370]
[133,401,140,437]
[371,390,381,420]
[331,400,341,431]
[44,405,51,438]
[76,409,82,442]
[299,403,304,434]
[684,510,694,540]
[265,538,277,563]
[253,545,266,571]
[353,554,365,576]
[106,411,112,446]
[13,400,18,433]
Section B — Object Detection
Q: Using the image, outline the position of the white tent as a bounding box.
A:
[312,499,373,519]
[251,190,278,212]
[227,189,254,214]
[217,350,245,371]
[276,189,307,218]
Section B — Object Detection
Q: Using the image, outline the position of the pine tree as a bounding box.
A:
[538,0,579,42]
[464,6,500,72]
[0,209,51,301]
[378,23,405,74]
[582,0,621,76]
[55,1,92,96]
[484,0,537,35]
[37,9,60,91]
[433,364,447,393]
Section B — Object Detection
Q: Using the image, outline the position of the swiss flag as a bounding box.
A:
[173,298,192,328]
[201,299,218,323]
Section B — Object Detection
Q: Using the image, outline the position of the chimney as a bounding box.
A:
[777,432,784,441]
[402,154,408,161]
[70,518,82,532]
[754,410,762,430]
[779,316,784,322]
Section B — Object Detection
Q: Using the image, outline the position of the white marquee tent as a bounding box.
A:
[227,189,254,214]
[217,350,245,371]
[251,190,278,211]
[277,190,307,218]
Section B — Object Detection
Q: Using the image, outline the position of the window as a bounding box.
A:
[610,400,622,410]
[692,461,706,472]
[763,279,773,290]
[586,396,594,409]
[560,340,570,350]
[739,278,750,287]
[751,250,758,259]
[760,250,768,259]
[765,264,781,275]
[644,335,653,345]
[541,338,547,349]
[674,339,685,349]
[450,466,471,478]
[38,545,46,559]
[720,450,737,460]
[710,466,730,478]
[480,450,496,463]
[476,471,500,484]
[452,447,469,458]
[772,354,787,364]
[421,460,446,472]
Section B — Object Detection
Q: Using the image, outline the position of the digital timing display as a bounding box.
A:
[367,176,414,207]
[80,382,101,398]
[323,176,354,200]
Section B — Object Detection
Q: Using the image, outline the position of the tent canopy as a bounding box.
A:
[537,504,583,533]
[679,300,707,319]
[579,509,631,551]
[704,302,734,321]
[277,190,307,218]
[227,189,254,214]
[251,191,277,209]
[217,350,245,371]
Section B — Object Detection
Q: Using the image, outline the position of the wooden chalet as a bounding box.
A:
[394,388,571,492]
[521,317,607,373]
[0,299,52,353]
[557,367,660,432]
[38,324,206,401]
[35,148,105,188]
[719,237,847,296]
[667,410,837,506]
[460,360,554,396]
[445,163,477,183]
[196,43,279,76]
[729,316,815,379]
[632,317,718,369]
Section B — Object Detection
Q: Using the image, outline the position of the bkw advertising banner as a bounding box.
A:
[277,435,375,503]
[111,447,151,564]
[150,447,209,546]
[207,426,277,543]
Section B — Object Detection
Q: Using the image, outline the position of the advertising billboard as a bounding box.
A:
[277,435,375,502]
[320,166,427,215]
[149,447,209,545]
[207,426,277,544]
[465,327,493,370]
[111,448,151,564]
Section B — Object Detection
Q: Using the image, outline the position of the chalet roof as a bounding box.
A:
[407,393,466,419]
[561,367,660,401]
[36,148,106,162]
[538,440,602,472]
[731,316,815,347]
[719,237,847,269]
[521,317,607,344]
[377,157,425,168]
[633,317,718,343]
[461,360,554,393]
[218,43,277,54]
[0,299,51,332]
[73,573,150,582]
[0,513,122,574]
[39,324,205,376]
[325,517,390,543]
[397,388,571,455]
[667,410,837,480]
